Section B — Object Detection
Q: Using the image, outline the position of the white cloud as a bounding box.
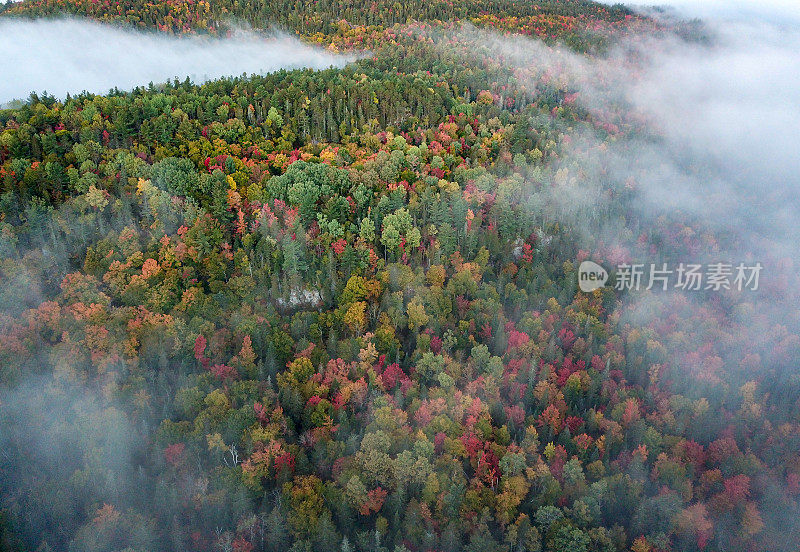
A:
[0,18,358,103]
[602,0,800,24]
[433,12,800,394]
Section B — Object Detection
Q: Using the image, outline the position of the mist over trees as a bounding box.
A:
[0,1,799,552]
[0,19,359,104]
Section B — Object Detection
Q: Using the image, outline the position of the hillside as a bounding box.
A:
[4,0,632,34]
[0,2,798,552]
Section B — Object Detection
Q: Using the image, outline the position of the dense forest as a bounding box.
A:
[0,1,798,552]
[2,0,636,41]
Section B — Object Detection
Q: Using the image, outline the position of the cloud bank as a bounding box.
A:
[445,10,800,544]
[600,0,800,25]
[623,20,800,248]
[0,18,357,103]
[437,4,800,389]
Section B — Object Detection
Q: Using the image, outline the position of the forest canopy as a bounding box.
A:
[0,1,798,552]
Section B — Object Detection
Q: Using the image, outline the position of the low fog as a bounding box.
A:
[0,18,357,103]
[573,3,800,309]
[451,6,800,543]
[1,3,799,549]
[612,0,800,25]
[0,376,150,549]
[623,20,800,255]
[436,2,800,392]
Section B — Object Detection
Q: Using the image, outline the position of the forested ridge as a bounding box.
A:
[3,0,636,42]
[0,2,797,552]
